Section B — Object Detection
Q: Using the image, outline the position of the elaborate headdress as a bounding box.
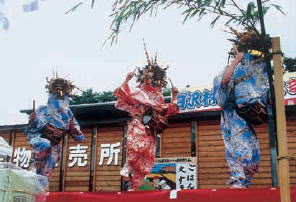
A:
[45,70,76,98]
[227,27,271,58]
[136,42,168,88]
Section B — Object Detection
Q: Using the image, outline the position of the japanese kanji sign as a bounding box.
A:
[177,72,296,113]
[13,147,32,169]
[99,142,121,166]
[138,157,197,190]
[68,144,88,167]
[176,164,197,190]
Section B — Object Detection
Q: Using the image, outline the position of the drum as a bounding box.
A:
[236,101,268,125]
[41,124,66,145]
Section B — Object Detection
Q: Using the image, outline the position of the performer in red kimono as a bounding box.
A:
[114,47,179,190]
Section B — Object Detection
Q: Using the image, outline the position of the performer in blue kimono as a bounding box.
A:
[24,75,85,189]
[214,28,270,188]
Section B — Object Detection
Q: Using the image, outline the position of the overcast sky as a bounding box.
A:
[0,0,295,125]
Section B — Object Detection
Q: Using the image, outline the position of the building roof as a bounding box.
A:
[1,99,295,131]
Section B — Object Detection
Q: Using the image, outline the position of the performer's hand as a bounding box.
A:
[29,112,36,121]
[171,87,179,98]
[235,52,244,62]
[233,46,244,62]
[125,71,136,82]
[69,118,76,131]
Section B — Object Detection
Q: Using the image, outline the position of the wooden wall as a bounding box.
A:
[49,141,63,192]
[197,120,273,188]
[287,120,296,185]
[0,118,295,191]
[0,130,11,143]
[64,128,93,191]
[161,122,191,157]
[95,126,123,191]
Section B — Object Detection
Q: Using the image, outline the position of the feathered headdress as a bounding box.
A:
[45,70,77,98]
[136,42,168,88]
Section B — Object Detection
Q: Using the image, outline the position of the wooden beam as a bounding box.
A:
[272,37,291,202]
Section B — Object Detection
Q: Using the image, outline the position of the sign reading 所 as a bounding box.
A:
[98,142,121,166]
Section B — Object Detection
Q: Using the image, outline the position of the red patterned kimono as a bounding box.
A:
[114,83,179,189]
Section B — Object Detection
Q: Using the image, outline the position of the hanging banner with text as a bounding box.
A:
[177,72,296,113]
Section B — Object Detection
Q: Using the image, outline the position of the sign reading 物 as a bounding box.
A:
[13,147,32,169]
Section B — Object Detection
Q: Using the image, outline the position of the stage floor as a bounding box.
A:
[37,187,296,202]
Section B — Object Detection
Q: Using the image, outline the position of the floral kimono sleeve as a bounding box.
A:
[113,83,138,114]
[161,97,179,117]
[68,110,85,142]
[213,70,234,109]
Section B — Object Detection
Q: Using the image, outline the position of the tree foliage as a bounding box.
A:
[70,88,117,105]
[69,88,172,104]
[66,0,284,44]
[283,57,296,73]
[107,0,284,43]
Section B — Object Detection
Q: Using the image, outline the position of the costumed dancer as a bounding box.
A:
[213,28,270,188]
[24,73,85,189]
[113,45,179,190]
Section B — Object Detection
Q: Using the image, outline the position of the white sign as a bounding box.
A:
[13,147,32,169]
[176,164,197,190]
[155,157,197,164]
[177,72,296,113]
[99,142,121,166]
[68,144,88,167]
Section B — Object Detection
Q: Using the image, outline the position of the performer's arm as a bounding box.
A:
[24,107,47,136]
[165,87,180,116]
[221,52,244,85]
[113,71,137,106]
[68,115,86,142]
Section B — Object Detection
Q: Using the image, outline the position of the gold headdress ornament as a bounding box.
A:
[154,52,158,65]
[136,42,168,88]
[143,40,152,67]
[226,27,269,58]
[45,70,77,98]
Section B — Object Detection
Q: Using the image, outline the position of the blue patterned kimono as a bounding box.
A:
[24,93,85,188]
[213,53,269,187]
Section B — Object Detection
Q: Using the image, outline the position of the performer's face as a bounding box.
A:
[48,93,69,112]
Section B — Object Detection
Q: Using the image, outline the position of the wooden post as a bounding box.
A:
[272,37,291,202]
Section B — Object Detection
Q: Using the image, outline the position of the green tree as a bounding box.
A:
[283,57,296,73]
[70,88,117,105]
[70,88,173,104]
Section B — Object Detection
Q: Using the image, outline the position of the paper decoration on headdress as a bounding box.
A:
[45,70,77,98]
[226,27,269,58]
[136,41,168,88]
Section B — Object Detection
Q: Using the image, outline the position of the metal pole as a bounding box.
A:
[256,0,278,187]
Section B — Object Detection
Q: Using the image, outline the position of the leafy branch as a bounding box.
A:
[107,0,284,44]
[65,0,284,44]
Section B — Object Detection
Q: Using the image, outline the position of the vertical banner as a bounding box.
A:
[176,164,197,190]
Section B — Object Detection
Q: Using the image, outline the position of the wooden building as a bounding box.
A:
[1,100,296,192]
